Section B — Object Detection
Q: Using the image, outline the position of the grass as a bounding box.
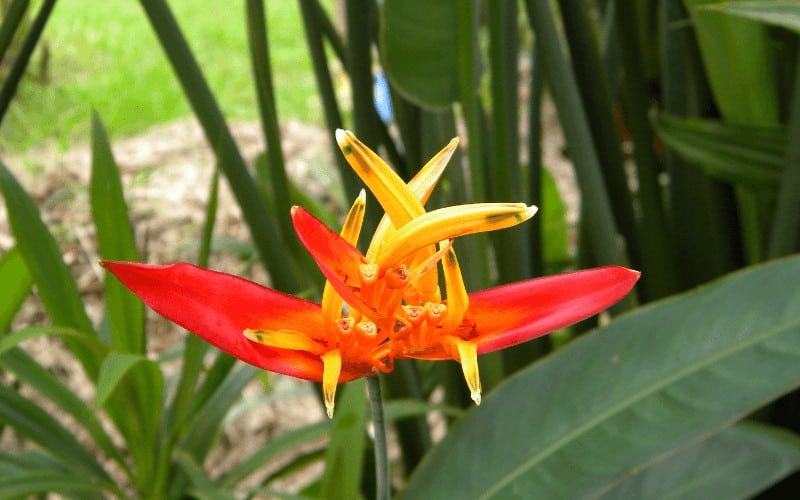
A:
[0,0,320,152]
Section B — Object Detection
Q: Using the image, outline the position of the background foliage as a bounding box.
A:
[1,0,799,498]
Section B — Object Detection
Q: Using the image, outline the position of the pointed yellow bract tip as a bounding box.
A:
[321,350,342,419]
[454,339,482,406]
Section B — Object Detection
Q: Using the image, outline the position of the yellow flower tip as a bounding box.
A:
[321,350,342,419]
[454,339,482,406]
[522,204,539,221]
[335,129,355,156]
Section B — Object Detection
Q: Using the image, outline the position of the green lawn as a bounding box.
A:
[0,1,319,152]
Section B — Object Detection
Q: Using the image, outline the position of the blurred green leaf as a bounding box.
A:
[0,347,128,477]
[381,0,459,108]
[222,419,332,487]
[319,378,368,500]
[685,0,779,126]
[654,113,785,186]
[0,0,55,124]
[0,161,102,377]
[0,471,106,498]
[0,383,112,485]
[94,350,163,492]
[0,325,105,357]
[180,364,258,461]
[600,422,800,499]
[540,169,569,273]
[91,112,144,354]
[174,450,237,500]
[405,256,800,498]
[384,398,465,421]
[702,1,800,33]
[0,246,32,333]
[0,0,29,64]
[95,352,156,408]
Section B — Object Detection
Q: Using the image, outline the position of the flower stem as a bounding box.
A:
[366,375,391,500]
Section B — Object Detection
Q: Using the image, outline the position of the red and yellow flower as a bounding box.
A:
[103,130,639,417]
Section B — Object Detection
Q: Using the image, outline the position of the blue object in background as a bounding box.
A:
[374,71,394,123]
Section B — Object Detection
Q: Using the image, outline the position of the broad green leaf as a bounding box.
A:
[685,0,779,126]
[654,113,785,186]
[0,161,102,377]
[319,378,367,500]
[601,422,800,499]
[702,1,800,34]
[380,0,459,108]
[0,383,111,483]
[405,256,800,498]
[90,112,144,354]
[0,246,32,333]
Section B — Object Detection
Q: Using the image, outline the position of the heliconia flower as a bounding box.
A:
[102,130,639,417]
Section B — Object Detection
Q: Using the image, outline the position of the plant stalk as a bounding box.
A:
[366,375,391,500]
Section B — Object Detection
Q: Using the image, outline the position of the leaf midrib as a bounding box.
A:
[478,317,800,499]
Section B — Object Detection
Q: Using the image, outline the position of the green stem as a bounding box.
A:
[366,375,391,500]
[0,0,55,125]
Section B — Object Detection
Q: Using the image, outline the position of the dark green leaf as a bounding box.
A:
[383,398,465,421]
[0,383,110,483]
[654,113,785,186]
[0,161,101,377]
[0,347,127,476]
[600,422,800,499]
[381,0,459,108]
[405,256,800,498]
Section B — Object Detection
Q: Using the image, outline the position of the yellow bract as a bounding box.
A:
[260,130,537,417]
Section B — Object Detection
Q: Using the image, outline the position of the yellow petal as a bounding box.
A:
[364,137,458,262]
[243,328,325,355]
[377,203,538,266]
[321,350,342,419]
[454,339,482,405]
[336,129,422,227]
[440,246,469,332]
[321,190,367,327]
[340,189,367,245]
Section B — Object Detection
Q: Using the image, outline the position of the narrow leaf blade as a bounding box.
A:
[90,113,144,353]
